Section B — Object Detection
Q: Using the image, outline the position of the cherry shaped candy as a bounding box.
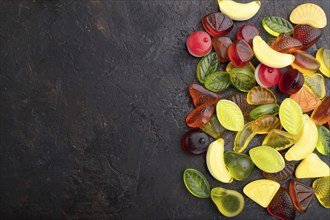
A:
[227,39,254,67]
[267,187,295,220]
[182,129,211,155]
[213,37,232,63]
[202,12,233,37]
[255,63,281,87]
[293,24,322,51]
[189,83,220,107]
[186,30,212,57]
[237,24,260,46]
[278,68,304,95]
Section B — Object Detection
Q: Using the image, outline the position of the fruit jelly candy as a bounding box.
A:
[249,146,285,173]
[211,187,244,217]
[303,73,326,99]
[224,151,254,181]
[186,30,212,57]
[313,176,330,208]
[292,24,321,51]
[262,16,293,37]
[236,24,260,46]
[227,39,254,67]
[315,125,330,156]
[204,71,231,92]
[290,86,321,113]
[230,66,256,92]
[263,157,295,182]
[291,50,320,74]
[233,121,256,153]
[212,37,232,63]
[311,96,330,125]
[216,100,244,131]
[181,128,211,155]
[262,129,295,151]
[186,103,215,128]
[290,3,327,29]
[271,33,302,54]
[278,67,304,95]
[202,12,233,38]
[196,52,219,83]
[267,187,295,220]
[189,83,220,108]
[254,64,281,87]
[316,48,330,77]
[227,92,254,116]
[200,115,224,139]
[288,179,314,213]
[249,103,279,120]
[251,115,281,134]
[247,86,276,105]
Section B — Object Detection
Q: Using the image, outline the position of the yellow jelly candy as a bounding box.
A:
[316,48,330,77]
[251,115,281,134]
[289,3,327,29]
[233,121,256,153]
[279,98,304,136]
[216,100,244,131]
[303,73,326,99]
[249,146,285,173]
[295,153,330,178]
[313,176,330,208]
[247,86,276,105]
[243,179,280,208]
[262,129,295,151]
[285,115,318,161]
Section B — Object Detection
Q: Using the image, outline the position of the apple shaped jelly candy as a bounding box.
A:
[181,129,211,155]
[293,24,321,51]
[189,83,220,107]
[213,37,232,63]
[236,24,259,46]
[227,39,254,67]
[267,187,295,220]
[186,30,212,57]
[255,64,281,87]
[278,68,304,95]
[291,50,320,74]
[202,12,233,37]
[224,151,254,181]
[271,33,303,54]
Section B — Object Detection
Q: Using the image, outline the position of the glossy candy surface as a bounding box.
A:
[230,66,256,92]
[228,92,254,116]
[181,129,211,155]
[249,146,285,173]
[189,83,220,107]
[251,115,281,134]
[196,52,219,83]
[216,100,244,131]
[186,103,215,128]
[218,0,261,21]
[200,115,224,139]
[291,50,320,74]
[271,33,303,54]
[313,176,330,208]
[249,103,279,119]
[289,179,314,213]
[290,86,321,113]
[295,153,330,178]
[204,71,231,92]
[279,98,304,136]
[293,24,322,50]
[187,30,212,57]
[315,125,330,156]
[224,151,254,181]
[183,168,210,198]
[311,96,330,125]
[233,121,255,153]
[278,68,304,95]
[227,39,254,67]
[247,86,276,105]
[236,24,259,46]
[213,37,232,63]
[262,129,295,151]
[267,187,295,220]
[316,48,330,77]
[226,61,255,73]
[263,158,295,182]
[262,16,293,37]
[254,64,281,87]
[202,12,233,37]
[211,187,244,217]
[303,73,326,99]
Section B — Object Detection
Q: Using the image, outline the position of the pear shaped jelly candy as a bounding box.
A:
[200,115,224,139]
[187,30,212,57]
[227,92,254,116]
[202,12,234,38]
[289,3,327,29]
[267,187,295,220]
[189,83,220,107]
[316,48,330,77]
[290,86,321,113]
[243,179,280,208]
[303,73,326,99]
[204,71,231,92]
[211,187,244,217]
[279,98,304,136]
[263,158,295,182]
[181,129,211,155]
[249,103,279,119]
[249,146,285,173]
[293,24,321,51]
[233,121,256,153]
[288,179,314,213]
[224,151,254,181]
[213,37,232,63]
[316,125,330,156]
[183,168,210,198]
[227,39,254,67]
[196,52,219,83]
[251,115,281,134]
[291,50,320,74]
[262,129,295,151]
[247,86,276,105]
[186,103,215,128]
[313,176,330,208]
[216,100,244,131]
[295,153,330,178]
[271,33,302,54]
[311,96,330,125]
[230,66,256,92]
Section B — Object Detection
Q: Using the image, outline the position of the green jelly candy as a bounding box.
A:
[196,52,219,83]
[262,129,295,151]
[205,71,231,92]
[279,98,304,136]
[183,168,210,198]
[224,151,254,181]
[315,125,330,156]
[304,73,326,99]
[211,187,245,217]
[230,66,256,92]
[251,115,281,134]
[234,121,256,153]
[249,146,285,173]
[200,115,225,139]
[313,176,330,208]
[262,16,293,37]
[250,103,279,119]
[216,100,244,131]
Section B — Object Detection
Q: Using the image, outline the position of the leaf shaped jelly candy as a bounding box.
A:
[186,103,215,128]
[204,71,231,92]
[295,153,330,178]
[233,121,256,153]
[251,115,281,134]
[313,176,330,208]
[196,52,219,83]
[249,103,279,120]
[189,83,220,107]
[216,100,244,131]
[303,73,326,99]
[315,125,330,156]
[263,158,295,182]
[267,187,295,220]
[183,168,210,198]
[200,115,224,139]
[262,129,295,151]
[230,66,256,92]
[226,61,255,73]
[262,16,293,37]
[311,96,330,125]
[211,187,244,217]
[249,146,285,173]
[279,98,304,136]
[227,92,254,116]
[288,179,314,213]
[247,86,276,105]
[290,86,321,113]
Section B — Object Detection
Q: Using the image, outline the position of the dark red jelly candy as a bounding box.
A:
[189,83,220,107]
[278,67,304,95]
[271,33,303,54]
[181,128,211,155]
[267,187,295,220]
[288,179,314,213]
[227,39,254,67]
[262,159,295,182]
[185,103,215,128]
[213,37,232,63]
[237,24,260,46]
[293,24,322,51]
[202,12,233,37]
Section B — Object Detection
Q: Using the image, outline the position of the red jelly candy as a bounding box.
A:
[293,24,322,50]
[186,30,212,57]
[236,24,260,46]
[278,68,304,95]
[255,63,281,87]
[267,187,295,220]
[189,83,220,107]
[227,39,254,67]
[292,50,320,72]
[213,37,233,63]
[202,12,233,37]
[288,179,314,213]
[181,128,211,155]
[186,103,215,128]
[271,33,303,54]
[263,159,295,182]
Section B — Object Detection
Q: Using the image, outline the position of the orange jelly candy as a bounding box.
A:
[311,96,330,125]
[271,33,303,54]
[290,86,321,113]
[291,50,320,74]
[186,103,215,128]
[189,83,220,107]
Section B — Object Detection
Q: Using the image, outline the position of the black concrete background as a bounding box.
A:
[0,0,329,219]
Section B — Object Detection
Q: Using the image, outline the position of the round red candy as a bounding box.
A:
[278,68,304,95]
[255,63,281,87]
[186,30,212,57]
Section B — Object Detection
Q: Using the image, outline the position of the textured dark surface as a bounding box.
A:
[0,0,329,219]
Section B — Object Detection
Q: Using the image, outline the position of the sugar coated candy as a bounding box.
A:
[243,179,280,208]
[228,92,254,116]
[189,83,220,107]
[224,151,254,181]
[303,73,326,99]
[291,50,320,74]
[293,24,322,51]
[213,37,232,63]
[236,24,260,46]
[254,64,281,87]
[262,129,295,151]
[279,98,304,136]
[202,12,233,37]
[316,48,330,77]
[247,86,276,105]
[233,121,256,153]
[278,68,304,95]
[186,103,215,128]
[311,96,330,125]
[216,100,244,131]
[263,157,295,182]
[187,30,212,57]
[249,146,285,173]
[211,187,244,217]
[249,103,279,120]
[251,115,281,134]
[315,125,330,156]
[313,176,330,208]
[181,129,211,155]
[183,168,210,198]
[290,3,327,29]
[200,115,224,139]
[217,0,261,21]
[295,153,330,178]
[204,71,231,92]
[288,179,314,213]
[230,66,256,92]
[271,33,303,54]
[267,187,295,220]
[290,86,321,113]
[262,16,293,37]
[228,39,254,67]
[196,52,219,83]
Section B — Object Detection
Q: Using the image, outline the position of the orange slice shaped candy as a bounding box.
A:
[289,3,327,29]
[247,86,276,105]
[290,86,321,113]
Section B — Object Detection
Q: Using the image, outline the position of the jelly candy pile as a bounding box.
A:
[182,1,330,218]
